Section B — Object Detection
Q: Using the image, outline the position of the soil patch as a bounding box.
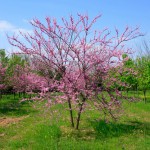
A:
[0,116,28,127]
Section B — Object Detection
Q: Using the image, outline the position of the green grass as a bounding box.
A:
[0,92,150,150]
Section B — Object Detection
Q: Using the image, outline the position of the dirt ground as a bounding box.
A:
[0,116,28,127]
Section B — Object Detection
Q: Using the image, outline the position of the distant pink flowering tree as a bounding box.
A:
[8,14,142,129]
[10,64,48,94]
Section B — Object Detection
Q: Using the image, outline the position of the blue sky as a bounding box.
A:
[0,0,150,54]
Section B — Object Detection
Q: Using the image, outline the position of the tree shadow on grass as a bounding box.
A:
[0,94,37,117]
[90,120,150,140]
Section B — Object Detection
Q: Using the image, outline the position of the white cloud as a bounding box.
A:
[0,20,33,53]
[0,20,15,32]
[0,20,32,34]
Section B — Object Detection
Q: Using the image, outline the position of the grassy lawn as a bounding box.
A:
[0,92,150,150]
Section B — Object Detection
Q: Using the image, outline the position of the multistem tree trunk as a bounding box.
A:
[67,97,74,127]
[76,96,86,130]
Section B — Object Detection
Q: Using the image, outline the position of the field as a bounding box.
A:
[0,92,150,150]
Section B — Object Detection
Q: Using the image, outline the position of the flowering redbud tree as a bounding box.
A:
[8,14,142,129]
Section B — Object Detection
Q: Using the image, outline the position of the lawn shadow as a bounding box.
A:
[0,94,37,117]
[90,119,150,140]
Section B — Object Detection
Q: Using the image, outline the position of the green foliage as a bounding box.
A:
[108,54,138,91]
[122,54,134,67]
[122,54,138,91]
[0,49,9,67]
[134,56,150,102]
[6,54,27,76]
[136,56,150,91]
